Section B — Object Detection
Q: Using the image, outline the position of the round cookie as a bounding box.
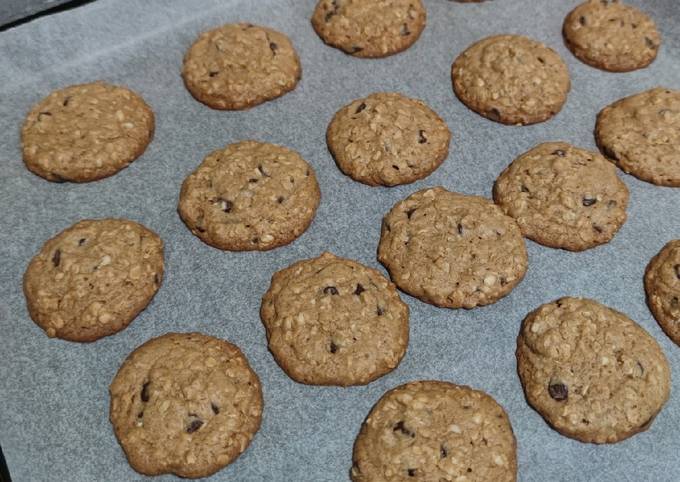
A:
[178,140,320,251]
[645,240,680,345]
[595,87,680,187]
[493,142,629,251]
[563,0,660,72]
[311,0,426,58]
[23,219,164,342]
[109,332,263,478]
[351,380,517,481]
[378,187,528,308]
[327,93,451,186]
[260,252,409,386]
[182,23,301,110]
[451,35,570,125]
[21,82,154,182]
[517,297,671,444]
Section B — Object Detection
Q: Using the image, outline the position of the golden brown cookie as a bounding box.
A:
[326,92,451,186]
[109,332,263,478]
[178,140,321,251]
[260,252,409,386]
[311,0,427,58]
[21,82,154,182]
[351,380,517,481]
[182,23,301,110]
[493,142,629,251]
[378,187,528,308]
[23,219,164,342]
[595,87,680,187]
[517,297,671,444]
[451,35,570,125]
[645,240,680,345]
[563,0,660,72]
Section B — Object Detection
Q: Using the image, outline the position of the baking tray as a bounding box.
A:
[0,0,679,480]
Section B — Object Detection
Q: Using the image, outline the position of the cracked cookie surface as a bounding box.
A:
[378,187,527,308]
[182,23,301,110]
[645,240,680,345]
[260,252,409,386]
[351,380,517,481]
[595,87,680,187]
[516,297,671,444]
[327,92,451,186]
[109,332,263,478]
[563,0,660,72]
[451,35,570,125]
[311,0,426,58]
[493,142,629,251]
[23,219,164,342]
[21,82,154,182]
[178,140,320,251]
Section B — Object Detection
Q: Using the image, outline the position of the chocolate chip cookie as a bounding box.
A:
[260,252,409,386]
[182,23,301,110]
[451,35,570,125]
[311,0,427,58]
[110,332,263,478]
[493,142,629,251]
[563,0,660,72]
[178,140,320,251]
[326,92,451,186]
[21,82,154,182]
[645,240,680,345]
[595,87,680,187]
[378,187,528,308]
[23,219,164,342]
[517,297,671,444]
[351,380,517,481]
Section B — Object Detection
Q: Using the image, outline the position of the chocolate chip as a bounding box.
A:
[355,102,367,114]
[329,341,338,354]
[63,96,71,107]
[269,42,278,53]
[377,306,385,316]
[277,196,285,204]
[593,225,603,233]
[406,208,416,219]
[582,197,597,206]
[323,286,339,295]
[325,0,339,22]
[78,238,86,246]
[407,469,416,477]
[141,382,150,402]
[520,185,530,193]
[457,223,464,235]
[211,403,220,415]
[537,56,545,64]
[354,284,365,296]
[137,411,144,418]
[552,149,566,157]
[674,264,680,280]
[401,23,411,36]
[249,178,258,183]
[209,70,219,77]
[393,420,415,437]
[392,165,400,171]
[548,382,568,401]
[52,249,61,267]
[579,16,587,26]
[186,419,203,433]
[418,130,427,144]
[218,198,233,213]
[645,37,656,49]
[440,445,448,458]
[487,108,501,121]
